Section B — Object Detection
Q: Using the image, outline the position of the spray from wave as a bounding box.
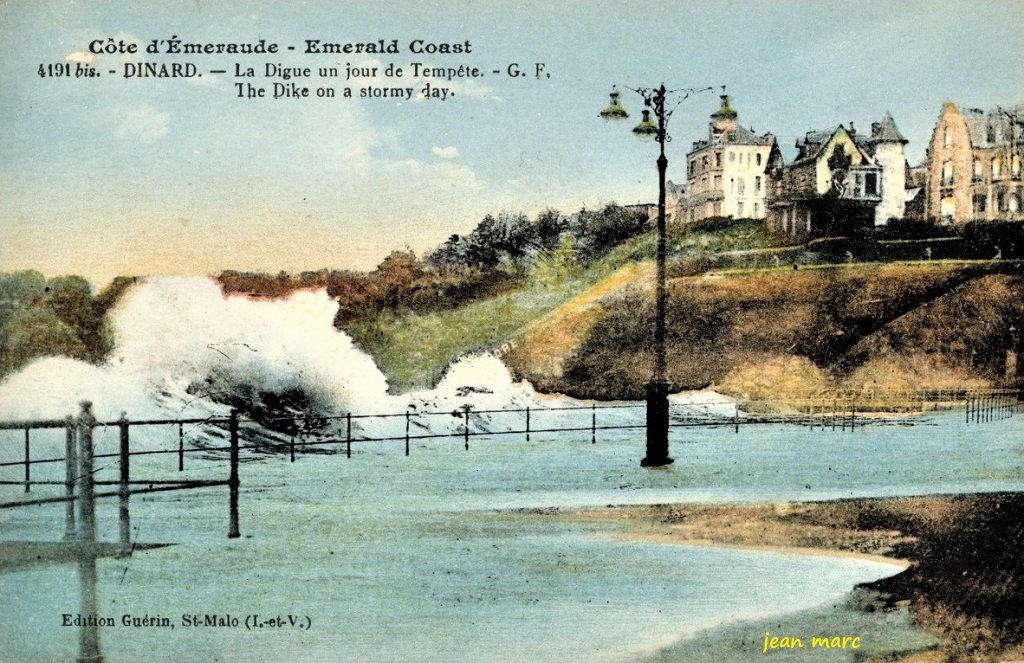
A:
[0,277,735,454]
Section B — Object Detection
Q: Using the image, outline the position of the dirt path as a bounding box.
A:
[509,262,653,380]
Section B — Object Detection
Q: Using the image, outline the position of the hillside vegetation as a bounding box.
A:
[0,271,136,379]
[218,212,1023,399]
[512,262,1021,401]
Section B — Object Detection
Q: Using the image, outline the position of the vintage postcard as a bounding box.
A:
[1,1,1023,661]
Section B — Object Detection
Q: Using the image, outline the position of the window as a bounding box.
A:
[753,202,760,217]
[993,158,1002,178]
[756,153,762,166]
[941,197,955,218]
[973,193,987,215]
[997,190,1006,212]
[730,178,735,193]
[715,152,722,168]
[944,128,953,148]
[729,151,735,163]
[942,161,954,185]
[737,177,745,195]
[864,173,878,196]
[974,160,984,181]
[690,160,696,175]
[1013,156,1022,178]
[703,156,709,169]
[987,125,997,143]
[1011,195,1020,213]
[737,202,744,216]
[755,176,762,193]
[714,175,722,189]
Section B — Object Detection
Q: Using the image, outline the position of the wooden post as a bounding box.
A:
[228,410,240,539]
[64,415,77,541]
[118,413,131,553]
[405,410,410,457]
[850,403,856,431]
[965,396,970,424]
[346,413,351,459]
[23,427,30,493]
[734,404,739,434]
[463,406,470,451]
[77,401,97,545]
[525,407,530,443]
[290,419,296,463]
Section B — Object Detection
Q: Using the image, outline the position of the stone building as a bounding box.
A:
[924,102,1024,223]
[766,114,908,238]
[680,95,776,222]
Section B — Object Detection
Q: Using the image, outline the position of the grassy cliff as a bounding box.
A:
[505,261,1022,401]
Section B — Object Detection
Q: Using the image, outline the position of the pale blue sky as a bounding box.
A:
[2,0,1022,284]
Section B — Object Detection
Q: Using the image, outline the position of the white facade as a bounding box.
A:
[682,95,775,222]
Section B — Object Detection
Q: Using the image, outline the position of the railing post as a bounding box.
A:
[77,401,97,546]
[463,405,470,451]
[178,422,184,472]
[525,406,530,443]
[23,427,30,492]
[734,404,740,434]
[118,413,131,553]
[965,396,970,424]
[405,410,410,457]
[290,419,296,463]
[346,413,351,459]
[591,404,596,444]
[228,410,240,539]
[75,409,103,663]
[64,415,77,541]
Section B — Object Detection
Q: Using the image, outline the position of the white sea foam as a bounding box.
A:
[0,276,736,441]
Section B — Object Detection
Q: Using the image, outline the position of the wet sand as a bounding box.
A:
[507,493,1024,662]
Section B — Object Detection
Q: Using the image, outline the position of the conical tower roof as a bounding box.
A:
[869,112,908,144]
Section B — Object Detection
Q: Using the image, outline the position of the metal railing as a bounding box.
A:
[1,389,1020,547]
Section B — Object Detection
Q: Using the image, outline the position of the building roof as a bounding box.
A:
[959,103,1024,148]
[867,112,908,144]
[690,125,774,152]
[718,124,774,146]
[791,125,876,168]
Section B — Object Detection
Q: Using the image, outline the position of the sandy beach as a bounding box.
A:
[507,493,1024,662]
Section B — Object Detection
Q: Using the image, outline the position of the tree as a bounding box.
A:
[575,204,648,261]
[1,308,87,374]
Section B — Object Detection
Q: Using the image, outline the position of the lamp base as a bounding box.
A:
[642,379,672,468]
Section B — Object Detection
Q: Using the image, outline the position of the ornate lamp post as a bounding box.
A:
[600,84,715,467]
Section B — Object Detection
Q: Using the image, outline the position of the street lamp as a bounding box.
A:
[600,83,716,467]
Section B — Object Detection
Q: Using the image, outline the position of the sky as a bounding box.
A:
[1,0,1022,285]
